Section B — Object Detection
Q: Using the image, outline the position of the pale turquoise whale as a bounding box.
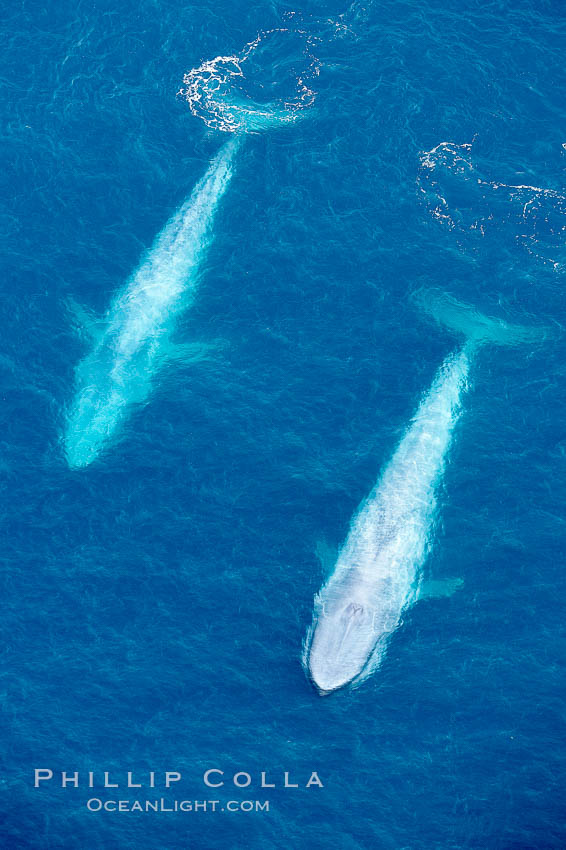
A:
[304,293,541,694]
[64,68,314,470]
[63,136,241,468]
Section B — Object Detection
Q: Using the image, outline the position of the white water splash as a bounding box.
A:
[178,29,319,133]
[417,141,566,271]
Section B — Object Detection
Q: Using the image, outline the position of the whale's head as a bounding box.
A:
[64,385,126,469]
[64,419,111,469]
[307,599,377,695]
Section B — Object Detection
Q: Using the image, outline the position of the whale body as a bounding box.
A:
[64,34,317,468]
[304,346,470,693]
[304,292,539,694]
[63,137,240,468]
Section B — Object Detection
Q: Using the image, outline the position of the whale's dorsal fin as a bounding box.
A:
[161,338,227,368]
[65,297,106,344]
[419,577,464,600]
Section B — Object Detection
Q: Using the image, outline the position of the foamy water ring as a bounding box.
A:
[179,29,319,133]
[418,141,566,271]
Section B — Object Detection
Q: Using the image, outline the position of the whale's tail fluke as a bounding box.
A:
[412,288,550,349]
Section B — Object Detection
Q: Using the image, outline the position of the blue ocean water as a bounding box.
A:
[1,0,566,847]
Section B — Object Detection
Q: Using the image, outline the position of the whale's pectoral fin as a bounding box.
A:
[65,297,106,343]
[314,538,339,578]
[162,339,227,369]
[419,577,464,600]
